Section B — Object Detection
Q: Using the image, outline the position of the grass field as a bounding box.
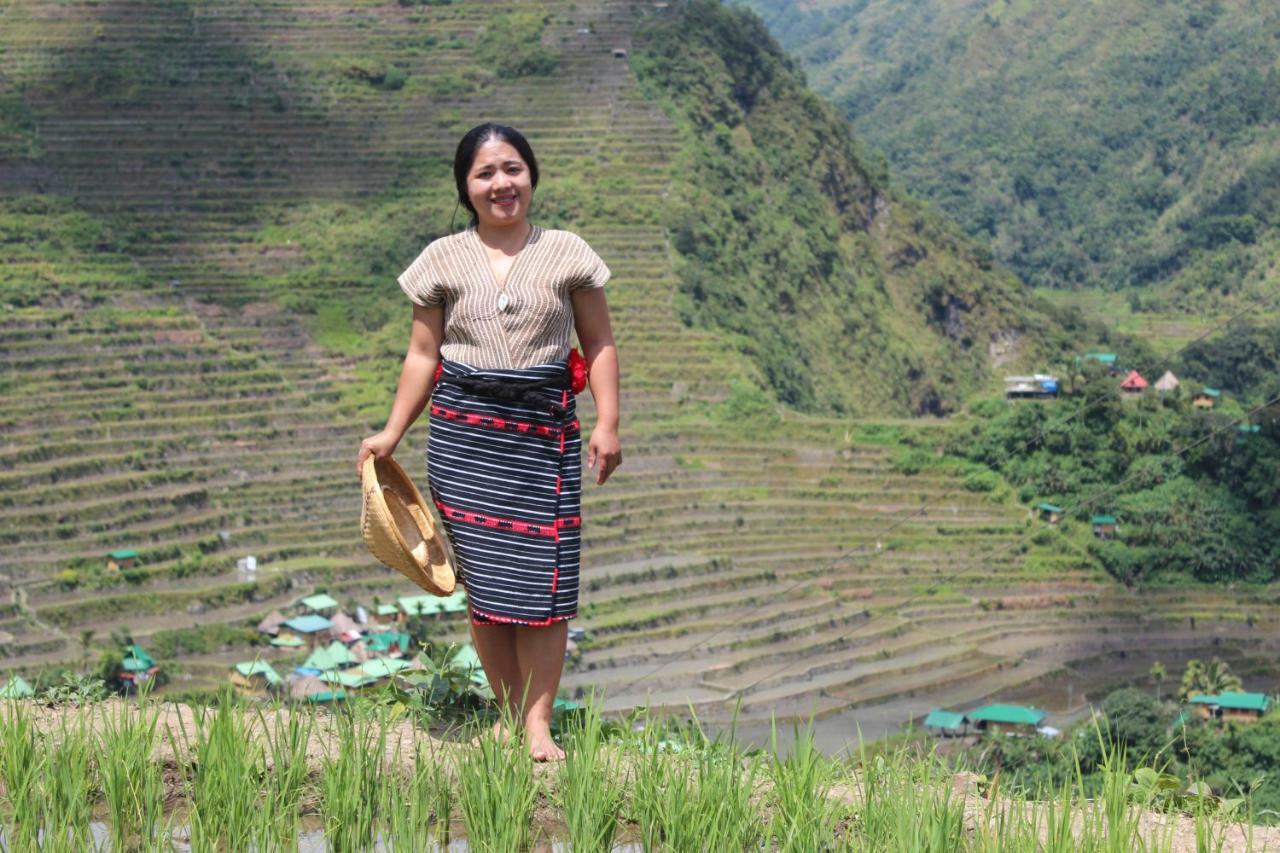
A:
[1,693,1275,851]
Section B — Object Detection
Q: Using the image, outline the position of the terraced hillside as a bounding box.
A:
[2,0,1275,730]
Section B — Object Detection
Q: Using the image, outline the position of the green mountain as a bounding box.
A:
[633,0,1083,415]
[737,0,1280,308]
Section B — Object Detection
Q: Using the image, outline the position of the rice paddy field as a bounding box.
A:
[3,0,1280,778]
[2,692,1278,852]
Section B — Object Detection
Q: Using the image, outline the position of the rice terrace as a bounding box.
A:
[3,0,1280,848]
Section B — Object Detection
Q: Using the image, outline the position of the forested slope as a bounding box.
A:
[738,0,1280,308]
[633,0,1082,415]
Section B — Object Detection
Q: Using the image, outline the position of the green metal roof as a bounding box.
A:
[397,591,468,615]
[0,676,34,699]
[320,670,379,688]
[303,646,341,672]
[398,594,439,615]
[1189,692,1270,712]
[376,603,400,616]
[969,704,1047,726]
[233,661,282,685]
[121,657,155,672]
[283,614,331,634]
[1036,502,1063,513]
[923,709,967,730]
[269,634,305,648]
[300,593,339,612]
[360,658,413,678]
[367,631,411,654]
[1201,387,1221,397]
[1091,515,1117,525]
[124,644,154,665]
[1082,352,1117,364]
[305,689,347,703]
[436,590,468,613]
[108,549,139,559]
[325,640,356,666]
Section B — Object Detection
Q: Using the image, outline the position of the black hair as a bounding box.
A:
[451,123,539,229]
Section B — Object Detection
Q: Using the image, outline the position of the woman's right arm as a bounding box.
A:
[356,302,445,478]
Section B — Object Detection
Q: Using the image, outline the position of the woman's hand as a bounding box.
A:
[356,429,401,480]
[587,426,622,485]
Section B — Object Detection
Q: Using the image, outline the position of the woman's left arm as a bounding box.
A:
[571,287,621,485]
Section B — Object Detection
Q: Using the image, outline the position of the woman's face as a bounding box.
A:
[466,138,533,229]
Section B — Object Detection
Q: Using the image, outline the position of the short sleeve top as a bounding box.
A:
[397,224,610,370]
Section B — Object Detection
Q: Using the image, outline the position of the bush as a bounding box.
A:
[963,469,1001,492]
[473,13,558,77]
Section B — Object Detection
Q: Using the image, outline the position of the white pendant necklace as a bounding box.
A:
[497,291,510,311]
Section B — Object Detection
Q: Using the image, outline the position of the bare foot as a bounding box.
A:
[468,720,516,748]
[528,730,565,762]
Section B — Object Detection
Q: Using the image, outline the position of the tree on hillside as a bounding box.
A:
[1101,687,1172,762]
[1178,657,1243,701]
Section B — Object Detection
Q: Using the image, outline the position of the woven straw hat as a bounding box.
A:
[361,455,455,596]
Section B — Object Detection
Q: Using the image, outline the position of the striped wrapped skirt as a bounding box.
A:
[426,357,581,626]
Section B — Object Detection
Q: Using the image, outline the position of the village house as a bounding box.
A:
[967,704,1047,736]
[365,630,412,658]
[1193,388,1221,409]
[1092,514,1119,539]
[397,590,468,621]
[327,610,362,643]
[256,609,286,637]
[1188,692,1271,723]
[277,614,331,648]
[229,661,282,697]
[299,640,357,674]
[1154,371,1180,393]
[118,644,159,690]
[1078,352,1120,374]
[923,709,969,737]
[1237,423,1261,443]
[106,548,138,572]
[0,675,34,699]
[288,673,346,704]
[1120,370,1148,395]
[299,593,339,615]
[1004,374,1060,399]
[1035,502,1063,524]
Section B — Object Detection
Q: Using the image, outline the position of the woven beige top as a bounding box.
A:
[397,224,611,369]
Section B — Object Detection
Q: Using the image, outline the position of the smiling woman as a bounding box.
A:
[357,122,621,762]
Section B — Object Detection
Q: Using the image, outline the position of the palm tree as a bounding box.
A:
[1149,661,1167,701]
[1179,657,1243,701]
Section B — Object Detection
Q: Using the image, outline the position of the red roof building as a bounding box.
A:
[1120,370,1148,392]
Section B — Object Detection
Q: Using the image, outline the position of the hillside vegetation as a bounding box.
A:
[738,0,1280,309]
[633,0,1083,415]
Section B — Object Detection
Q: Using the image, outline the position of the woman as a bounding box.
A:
[357,123,621,761]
